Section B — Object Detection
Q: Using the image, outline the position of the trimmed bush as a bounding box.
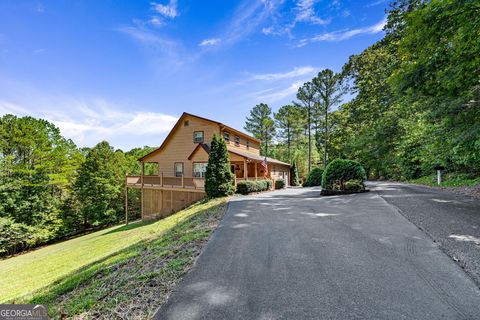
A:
[322,159,367,191]
[303,167,324,187]
[236,180,272,195]
[275,179,285,189]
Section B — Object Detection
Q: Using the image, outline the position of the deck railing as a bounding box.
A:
[126,175,205,190]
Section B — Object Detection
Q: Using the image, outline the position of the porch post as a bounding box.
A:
[243,159,247,179]
[255,162,258,180]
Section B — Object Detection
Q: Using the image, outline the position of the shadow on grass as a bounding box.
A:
[102,220,156,235]
[19,200,226,318]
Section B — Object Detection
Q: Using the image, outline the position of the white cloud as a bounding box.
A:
[0,99,178,149]
[293,0,330,26]
[298,17,386,46]
[151,0,179,19]
[255,80,303,103]
[250,66,318,81]
[149,16,164,27]
[199,38,221,47]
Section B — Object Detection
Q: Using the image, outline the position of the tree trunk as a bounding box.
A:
[324,104,328,169]
[308,104,311,174]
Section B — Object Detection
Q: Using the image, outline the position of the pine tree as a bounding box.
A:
[205,134,235,197]
[244,103,275,157]
[290,162,300,186]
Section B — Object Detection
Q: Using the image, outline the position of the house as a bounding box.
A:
[125,112,290,220]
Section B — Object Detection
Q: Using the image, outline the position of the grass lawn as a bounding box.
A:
[0,197,228,309]
[409,173,480,187]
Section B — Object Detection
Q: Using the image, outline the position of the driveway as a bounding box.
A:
[371,181,480,287]
[156,187,480,320]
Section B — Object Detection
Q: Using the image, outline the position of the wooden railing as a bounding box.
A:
[126,175,205,190]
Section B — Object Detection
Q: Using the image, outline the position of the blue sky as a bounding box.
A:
[0,0,389,150]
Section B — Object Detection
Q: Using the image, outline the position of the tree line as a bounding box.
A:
[244,0,479,181]
[0,115,153,255]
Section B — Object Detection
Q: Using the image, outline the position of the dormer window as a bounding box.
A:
[223,132,230,143]
[234,136,240,147]
[193,131,204,143]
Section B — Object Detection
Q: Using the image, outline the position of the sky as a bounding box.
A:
[0,0,390,150]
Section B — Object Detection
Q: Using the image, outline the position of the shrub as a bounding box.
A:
[205,134,235,197]
[344,179,365,192]
[322,159,367,191]
[303,167,324,187]
[0,217,35,256]
[290,163,299,186]
[236,180,272,195]
[275,179,285,189]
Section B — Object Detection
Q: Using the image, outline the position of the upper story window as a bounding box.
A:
[223,132,230,143]
[174,162,184,177]
[184,120,189,127]
[234,136,240,147]
[246,140,250,150]
[193,131,204,143]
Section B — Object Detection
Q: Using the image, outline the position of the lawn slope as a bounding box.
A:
[0,198,227,310]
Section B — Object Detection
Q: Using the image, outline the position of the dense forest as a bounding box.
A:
[0,115,155,254]
[0,0,478,254]
[246,0,479,181]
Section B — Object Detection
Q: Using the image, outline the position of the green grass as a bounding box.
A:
[409,173,480,187]
[0,197,227,304]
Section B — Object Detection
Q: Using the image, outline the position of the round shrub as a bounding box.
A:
[322,159,367,191]
[302,167,324,187]
[275,179,285,189]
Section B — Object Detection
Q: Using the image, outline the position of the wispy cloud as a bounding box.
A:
[254,80,304,103]
[365,0,388,8]
[250,66,318,81]
[117,26,185,68]
[293,0,330,26]
[199,38,221,47]
[298,17,386,47]
[151,0,179,19]
[221,0,283,45]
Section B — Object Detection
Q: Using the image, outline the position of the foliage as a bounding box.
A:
[303,167,324,187]
[322,159,367,191]
[74,141,127,227]
[205,134,235,197]
[274,105,304,162]
[236,180,272,195]
[0,217,35,255]
[290,162,300,186]
[244,103,275,156]
[344,180,365,192]
[275,179,285,189]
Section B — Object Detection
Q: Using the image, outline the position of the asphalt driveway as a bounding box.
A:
[156,187,480,320]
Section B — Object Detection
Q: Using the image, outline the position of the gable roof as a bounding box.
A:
[139,112,259,161]
[187,143,210,160]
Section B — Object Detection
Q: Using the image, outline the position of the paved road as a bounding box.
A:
[370,181,480,287]
[156,187,480,320]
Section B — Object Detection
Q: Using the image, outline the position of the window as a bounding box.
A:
[246,140,250,150]
[223,131,230,143]
[184,120,189,126]
[193,162,207,178]
[193,131,204,143]
[174,162,184,177]
[234,136,240,147]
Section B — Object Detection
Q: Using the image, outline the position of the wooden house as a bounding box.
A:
[125,112,290,220]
